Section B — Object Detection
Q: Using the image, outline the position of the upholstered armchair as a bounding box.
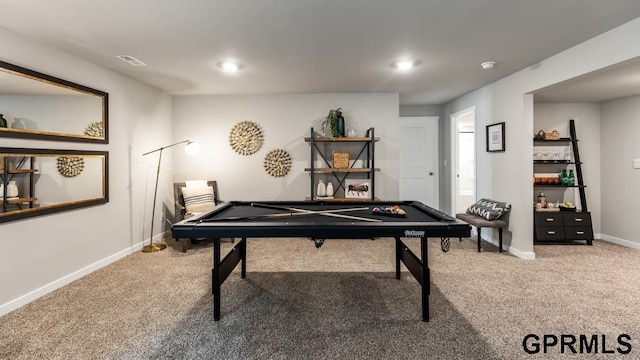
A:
[173,180,233,252]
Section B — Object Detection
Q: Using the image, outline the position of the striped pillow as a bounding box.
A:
[181,185,215,214]
[466,198,511,220]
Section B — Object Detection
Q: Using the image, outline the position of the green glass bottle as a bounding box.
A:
[568,169,575,186]
[561,169,568,186]
[0,114,7,128]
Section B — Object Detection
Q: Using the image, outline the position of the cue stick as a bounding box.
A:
[200,207,373,222]
[250,203,381,222]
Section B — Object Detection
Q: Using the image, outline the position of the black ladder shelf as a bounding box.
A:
[569,121,587,212]
[533,119,593,245]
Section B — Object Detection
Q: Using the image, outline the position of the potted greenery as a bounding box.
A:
[321,108,345,138]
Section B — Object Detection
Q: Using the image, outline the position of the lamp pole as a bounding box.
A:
[142,140,191,253]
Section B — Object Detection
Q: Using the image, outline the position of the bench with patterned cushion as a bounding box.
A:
[456,199,510,253]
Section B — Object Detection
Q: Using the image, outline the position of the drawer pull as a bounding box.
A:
[545,218,555,222]
[576,231,585,235]
[547,231,556,235]
[575,218,583,222]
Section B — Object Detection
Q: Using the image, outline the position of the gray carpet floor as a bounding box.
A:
[1,237,639,359]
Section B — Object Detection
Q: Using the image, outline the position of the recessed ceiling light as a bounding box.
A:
[116,55,147,66]
[393,60,415,71]
[219,61,241,73]
[481,61,496,70]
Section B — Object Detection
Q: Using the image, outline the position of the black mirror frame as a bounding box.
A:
[0,60,109,143]
[0,147,109,224]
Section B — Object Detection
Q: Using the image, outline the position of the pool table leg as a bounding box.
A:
[212,237,248,321]
[212,238,221,321]
[421,236,430,322]
[395,237,401,280]
[240,237,247,278]
[395,236,431,322]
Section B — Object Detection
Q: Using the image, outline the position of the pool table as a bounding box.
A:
[171,200,471,322]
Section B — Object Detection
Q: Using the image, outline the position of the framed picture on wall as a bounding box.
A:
[486,122,505,152]
[345,179,370,199]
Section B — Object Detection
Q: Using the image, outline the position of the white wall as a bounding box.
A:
[399,104,443,118]
[533,103,602,235]
[172,94,399,203]
[32,155,104,204]
[600,95,640,248]
[0,95,102,135]
[0,28,173,315]
[443,18,640,259]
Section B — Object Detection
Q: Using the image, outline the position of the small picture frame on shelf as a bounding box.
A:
[486,122,505,152]
[345,179,370,199]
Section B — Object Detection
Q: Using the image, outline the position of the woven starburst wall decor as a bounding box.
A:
[57,156,85,178]
[229,121,264,155]
[84,121,104,138]
[263,149,291,177]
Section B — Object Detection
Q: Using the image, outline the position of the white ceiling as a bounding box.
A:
[2,1,640,105]
[534,57,640,103]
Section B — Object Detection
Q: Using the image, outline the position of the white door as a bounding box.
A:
[400,116,439,208]
[450,107,476,214]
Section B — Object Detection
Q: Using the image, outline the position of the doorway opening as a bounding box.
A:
[450,107,476,214]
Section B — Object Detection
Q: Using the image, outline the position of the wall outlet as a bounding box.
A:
[634,159,640,169]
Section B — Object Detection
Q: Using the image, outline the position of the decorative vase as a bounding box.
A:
[7,181,18,197]
[1,181,18,198]
[326,182,334,197]
[316,180,326,197]
[336,111,345,137]
[0,114,7,128]
[12,118,25,129]
[537,192,546,208]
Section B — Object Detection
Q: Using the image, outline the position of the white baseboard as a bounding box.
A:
[599,233,640,250]
[479,233,536,260]
[0,231,171,317]
[508,246,536,260]
[133,231,171,252]
[507,234,638,260]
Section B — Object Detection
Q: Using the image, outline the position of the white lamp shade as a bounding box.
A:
[185,141,200,156]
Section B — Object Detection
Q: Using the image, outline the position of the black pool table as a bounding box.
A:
[171,200,471,322]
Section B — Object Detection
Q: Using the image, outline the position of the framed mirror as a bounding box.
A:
[0,60,108,143]
[0,148,108,223]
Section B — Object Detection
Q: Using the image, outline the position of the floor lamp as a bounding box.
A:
[142,140,200,253]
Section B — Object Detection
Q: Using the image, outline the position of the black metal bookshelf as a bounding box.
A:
[533,120,593,245]
[305,127,379,201]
